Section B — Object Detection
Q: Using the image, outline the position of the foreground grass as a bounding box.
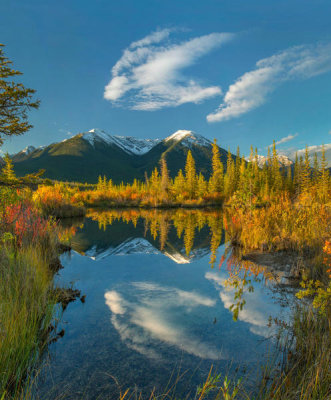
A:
[0,190,62,399]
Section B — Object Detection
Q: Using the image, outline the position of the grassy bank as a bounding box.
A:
[0,188,70,399]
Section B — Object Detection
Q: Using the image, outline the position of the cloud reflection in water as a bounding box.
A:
[104,282,225,361]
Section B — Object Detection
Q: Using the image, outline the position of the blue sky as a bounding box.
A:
[1,0,331,158]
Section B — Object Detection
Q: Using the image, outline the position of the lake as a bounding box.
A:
[35,209,295,399]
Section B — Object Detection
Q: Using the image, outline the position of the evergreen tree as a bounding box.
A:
[286,165,293,192]
[319,144,329,202]
[235,146,241,187]
[160,157,170,195]
[271,140,282,193]
[312,153,320,184]
[184,150,197,199]
[209,139,224,194]
[197,172,207,198]
[172,169,185,199]
[293,152,300,195]
[301,145,311,192]
[1,152,16,181]
[224,149,235,196]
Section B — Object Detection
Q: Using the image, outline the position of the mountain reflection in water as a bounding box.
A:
[37,209,293,399]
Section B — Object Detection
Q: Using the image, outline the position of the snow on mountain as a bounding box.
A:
[21,146,36,155]
[246,154,293,168]
[82,129,161,155]
[165,130,212,148]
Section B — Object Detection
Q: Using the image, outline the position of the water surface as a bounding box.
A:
[37,209,294,399]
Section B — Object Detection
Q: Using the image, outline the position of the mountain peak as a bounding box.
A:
[165,130,212,147]
[22,145,36,155]
[81,129,161,155]
[246,154,293,168]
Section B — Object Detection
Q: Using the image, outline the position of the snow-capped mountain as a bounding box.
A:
[21,145,36,155]
[246,154,293,168]
[12,128,233,183]
[165,130,212,148]
[82,128,161,155]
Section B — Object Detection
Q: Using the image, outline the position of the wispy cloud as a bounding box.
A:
[266,133,298,149]
[104,29,234,110]
[207,42,331,122]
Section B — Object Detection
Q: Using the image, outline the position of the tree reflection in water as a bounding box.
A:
[65,208,278,321]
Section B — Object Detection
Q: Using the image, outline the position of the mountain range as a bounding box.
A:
[10,129,230,184]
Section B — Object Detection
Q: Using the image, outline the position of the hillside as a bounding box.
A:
[12,129,234,183]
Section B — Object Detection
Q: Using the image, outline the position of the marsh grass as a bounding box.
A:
[257,305,331,400]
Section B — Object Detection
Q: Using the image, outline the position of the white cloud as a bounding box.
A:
[104,29,234,110]
[207,42,331,122]
[294,143,331,157]
[266,133,298,149]
[274,133,298,146]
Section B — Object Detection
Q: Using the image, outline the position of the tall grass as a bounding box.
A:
[0,192,61,399]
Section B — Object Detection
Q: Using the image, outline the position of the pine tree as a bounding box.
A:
[319,144,329,202]
[209,139,224,194]
[1,152,16,181]
[301,145,311,192]
[184,150,197,199]
[293,152,300,195]
[197,172,207,199]
[173,169,185,199]
[286,165,293,192]
[224,149,235,196]
[235,146,241,187]
[271,140,282,193]
[150,167,160,194]
[312,153,320,184]
[160,157,170,196]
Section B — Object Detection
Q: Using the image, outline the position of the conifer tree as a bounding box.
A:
[150,167,160,194]
[319,144,329,202]
[160,157,170,195]
[301,145,311,192]
[184,150,197,199]
[293,152,300,194]
[209,139,224,194]
[224,149,235,196]
[173,169,185,199]
[312,153,320,184]
[271,140,282,193]
[286,165,293,192]
[197,172,207,199]
[1,152,16,181]
[235,146,241,186]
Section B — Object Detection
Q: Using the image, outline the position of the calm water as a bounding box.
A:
[36,209,294,399]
